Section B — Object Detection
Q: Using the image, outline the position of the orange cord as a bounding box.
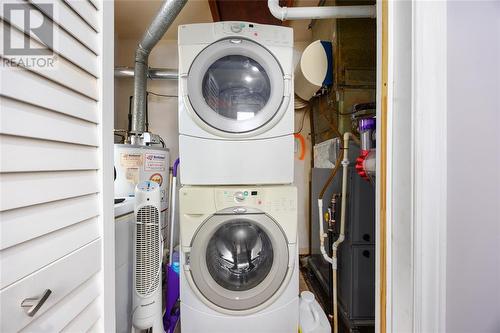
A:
[294,133,306,160]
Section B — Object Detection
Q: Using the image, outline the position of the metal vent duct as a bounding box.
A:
[115,66,178,80]
[131,0,187,135]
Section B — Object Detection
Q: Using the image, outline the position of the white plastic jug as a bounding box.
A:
[299,291,331,333]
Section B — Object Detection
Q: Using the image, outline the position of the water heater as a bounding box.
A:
[114,144,170,241]
[132,181,163,332]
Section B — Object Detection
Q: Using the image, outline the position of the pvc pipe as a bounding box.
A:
[317,199,333,264]
[268,0,376,21]
[331,132,354,333]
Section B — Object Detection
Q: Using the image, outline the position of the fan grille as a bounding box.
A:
[135,205,160,296]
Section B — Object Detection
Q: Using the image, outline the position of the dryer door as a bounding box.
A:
[188,212,290,311]
[186,38,289,134]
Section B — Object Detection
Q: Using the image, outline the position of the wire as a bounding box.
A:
[147,91,178,98]
[294,106,310,134]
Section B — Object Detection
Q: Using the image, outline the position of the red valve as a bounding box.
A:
[355,150,370,181]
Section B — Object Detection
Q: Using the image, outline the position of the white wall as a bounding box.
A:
[446,1,500,332]
[115,39,313,253]
[294,108,312,254]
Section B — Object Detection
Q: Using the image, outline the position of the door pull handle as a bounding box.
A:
[21,289,52,317]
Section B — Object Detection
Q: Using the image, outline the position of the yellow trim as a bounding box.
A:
[380,1,389,333]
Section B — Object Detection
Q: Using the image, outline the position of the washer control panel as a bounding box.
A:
[217,189,263,206]
[215,187,296,213]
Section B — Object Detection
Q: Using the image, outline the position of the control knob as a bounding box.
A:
[230,23,243,33]
[234,191,245,202]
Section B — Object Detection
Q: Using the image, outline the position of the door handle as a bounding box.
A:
[21,289,52,317]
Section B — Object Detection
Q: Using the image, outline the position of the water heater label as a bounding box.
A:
[125,167,139,184]
[144,153,166,171]
[120,153,143,167]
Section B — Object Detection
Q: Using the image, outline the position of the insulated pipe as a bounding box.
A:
[115,66,178,80]
[131,0,187,135]
[268,0,376,21]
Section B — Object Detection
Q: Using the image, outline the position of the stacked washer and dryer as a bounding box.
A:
[177,22,298,333]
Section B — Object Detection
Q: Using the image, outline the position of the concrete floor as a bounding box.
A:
[299,269,310,293]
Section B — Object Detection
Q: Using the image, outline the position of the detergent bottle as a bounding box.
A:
[299,291,331,333]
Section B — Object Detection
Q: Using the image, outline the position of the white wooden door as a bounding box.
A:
[0,0,114,331]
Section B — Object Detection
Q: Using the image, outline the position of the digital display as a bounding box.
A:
[251,191,258,196]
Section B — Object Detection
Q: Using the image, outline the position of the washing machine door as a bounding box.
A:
[188,210,290,311]
[186,38,289,134]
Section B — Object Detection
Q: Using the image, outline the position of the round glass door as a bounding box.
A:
[202,55,271,123]
[187,39,285,133]
[206,220,273,291]
[189,213,289,311]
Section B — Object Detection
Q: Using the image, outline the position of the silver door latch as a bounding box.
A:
[21,289,52,317]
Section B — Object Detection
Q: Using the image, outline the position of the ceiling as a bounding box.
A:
[115,0,213,40]
[115,0,313,42]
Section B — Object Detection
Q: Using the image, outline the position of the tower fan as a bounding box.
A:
[132,181,163,332]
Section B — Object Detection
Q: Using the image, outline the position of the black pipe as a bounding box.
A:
[128,96,133,132]
[146,92,149,132]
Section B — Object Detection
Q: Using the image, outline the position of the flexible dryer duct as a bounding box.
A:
[131,0,187,135]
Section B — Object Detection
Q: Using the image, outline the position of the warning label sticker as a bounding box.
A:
[125,167,139,184]
[149,173,164,186]
[144,153,166,171]
[120,153,143,168]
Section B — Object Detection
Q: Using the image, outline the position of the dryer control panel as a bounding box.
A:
[215,21,293,47]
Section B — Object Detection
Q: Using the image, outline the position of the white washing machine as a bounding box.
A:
[178,22,294,185]
[179,185,298,333]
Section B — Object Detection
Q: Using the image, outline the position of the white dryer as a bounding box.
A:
[178,22,294,185]
[179,185,298,333]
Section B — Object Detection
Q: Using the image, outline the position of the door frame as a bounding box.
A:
[99,1,116,331]
[411,1,447,332]
[379,0,448,332]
